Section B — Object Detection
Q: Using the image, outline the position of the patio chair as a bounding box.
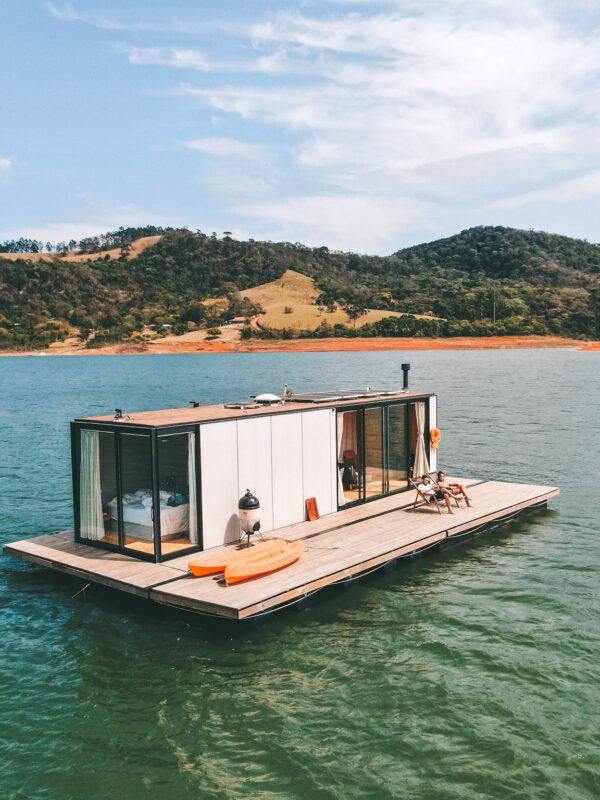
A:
[408,472,464,513]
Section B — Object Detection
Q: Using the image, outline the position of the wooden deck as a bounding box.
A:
[4,478,559,620]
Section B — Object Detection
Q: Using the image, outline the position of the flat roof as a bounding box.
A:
[75,389,434,428]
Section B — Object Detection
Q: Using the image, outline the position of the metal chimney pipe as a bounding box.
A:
[401,363,410,391]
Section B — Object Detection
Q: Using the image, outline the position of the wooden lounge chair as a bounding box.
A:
[408,472,464,513]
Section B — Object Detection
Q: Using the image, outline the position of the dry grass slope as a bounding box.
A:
[0,235,162,262]
[241,269,435,330]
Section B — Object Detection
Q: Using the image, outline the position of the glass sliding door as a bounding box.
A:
[336,402,413,509]
[364,407,384,500]
[79,429,117,545]
[119,433,155,556]
[387,404,408,492]
[156,431,198,558]
[337,410,362,506]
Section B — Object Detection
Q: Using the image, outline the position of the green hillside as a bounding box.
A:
[1,225,599,349]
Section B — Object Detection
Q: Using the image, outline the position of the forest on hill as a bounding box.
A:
[0,225,599,349]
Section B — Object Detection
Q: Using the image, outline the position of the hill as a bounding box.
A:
[0,225,599,350]
[0,235,162,263]
[239,270,439,331]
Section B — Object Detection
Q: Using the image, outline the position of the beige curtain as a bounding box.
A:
[80,430,104,540]
[413,402,430,478]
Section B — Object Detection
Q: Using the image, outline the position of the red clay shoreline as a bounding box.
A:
[2,335,599,356]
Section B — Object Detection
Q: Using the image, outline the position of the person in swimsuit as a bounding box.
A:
[417,475,455,514]
[437,471,473,507]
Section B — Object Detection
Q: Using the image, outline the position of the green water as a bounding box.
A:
[1,351,598,799]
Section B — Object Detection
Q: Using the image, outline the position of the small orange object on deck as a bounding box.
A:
[306,497,319,521]
[224,540,305,585]
[188,539,287,576]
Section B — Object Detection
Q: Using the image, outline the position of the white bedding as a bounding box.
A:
[108,490,189,538]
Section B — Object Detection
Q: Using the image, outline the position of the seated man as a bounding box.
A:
[436,471,473,507]
[417,474,455,514]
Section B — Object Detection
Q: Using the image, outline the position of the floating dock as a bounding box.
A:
[4,478,558,620]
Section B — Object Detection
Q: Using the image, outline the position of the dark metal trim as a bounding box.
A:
[195,425,203,552]
[115,431,124,551]
[154,426,203,562]
[71,422,81,541]
[151,429,161,562]
[74,421,155,433]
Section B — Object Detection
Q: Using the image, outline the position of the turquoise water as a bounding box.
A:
[1,351,598,799]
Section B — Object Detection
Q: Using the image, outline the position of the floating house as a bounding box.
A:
[71,365,434,562]
[5,367,559,620]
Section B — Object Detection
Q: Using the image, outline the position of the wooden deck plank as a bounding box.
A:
[3,537,185,595]
[4,479,559,617]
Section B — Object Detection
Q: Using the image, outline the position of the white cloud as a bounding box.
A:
[125,46,210,70]
[45,2,203,33]
[54,0,600,249]
[2,205,182,245]
[0,157,11,170]
[186,138,264,159]
[236,193,433,252]
[178,1,600,206]
[491,170,600,210]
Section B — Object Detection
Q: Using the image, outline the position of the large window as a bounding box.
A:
[337,401,416,508]
[364,407,384,500]
[387,404,408,492]
[156,432,198,557]
[337,410,361,506]
[76,426,199,561]
[119,433,154,556]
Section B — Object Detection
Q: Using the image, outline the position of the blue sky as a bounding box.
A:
[2,0,600,253]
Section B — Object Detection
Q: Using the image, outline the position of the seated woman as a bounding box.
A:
[437,471,473,507]
[417,475,455,514]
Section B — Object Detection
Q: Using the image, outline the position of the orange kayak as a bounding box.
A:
[224,540,305,585]
[188,539,287,577]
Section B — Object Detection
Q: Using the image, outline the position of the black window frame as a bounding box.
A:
[335,394,433,510]
[71,421,203,563]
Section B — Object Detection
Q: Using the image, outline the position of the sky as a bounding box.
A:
[2,0,600,254]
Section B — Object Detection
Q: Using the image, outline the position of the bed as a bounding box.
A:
[107,490,189,541]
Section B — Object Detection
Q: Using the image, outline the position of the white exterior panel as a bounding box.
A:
[301,409,336,517]
[429,395,437,473]
[271,413,304,528]
[200,421,240,549]
[236,416,274,533]
[329,408,338,512]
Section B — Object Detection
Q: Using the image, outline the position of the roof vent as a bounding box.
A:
[253,393,282,405]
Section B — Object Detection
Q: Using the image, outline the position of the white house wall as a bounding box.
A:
[199,410,337,549]
[301,408,337,517]
[200,421,240,549]
[237,416,274,533]
[271,413,305,529]
[198,400,433,550]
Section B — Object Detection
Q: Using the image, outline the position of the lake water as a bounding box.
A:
[1,350,598,800]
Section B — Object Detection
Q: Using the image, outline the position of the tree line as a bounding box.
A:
[0,225,599,349]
